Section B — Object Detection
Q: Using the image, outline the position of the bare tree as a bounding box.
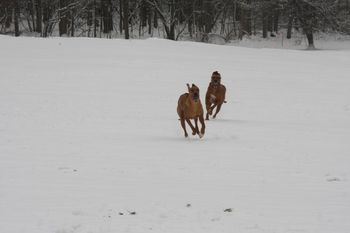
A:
[35,0,42,34]
[14,0,20,36]
[123,0,129,39]
[1,0,348,43]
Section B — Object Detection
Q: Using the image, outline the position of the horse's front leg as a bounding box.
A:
[186,119,197,135]
[180,118,188,137]
[194,117,200,136]
[198,115,205,138]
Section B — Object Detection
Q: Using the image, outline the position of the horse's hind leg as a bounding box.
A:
[213,103,222,119]
[205,103,211,120]
[198,115,205,138]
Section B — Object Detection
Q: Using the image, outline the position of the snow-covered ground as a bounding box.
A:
[1,35,350,233]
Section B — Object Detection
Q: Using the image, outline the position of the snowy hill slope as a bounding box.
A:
[1,36,350,233]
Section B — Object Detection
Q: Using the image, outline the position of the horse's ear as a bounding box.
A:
[192,83,195,87]
[186,83,190,91]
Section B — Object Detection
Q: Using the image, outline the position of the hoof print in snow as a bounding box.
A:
[211,217,221,222]
[327,177,341,182]
[129,211,136,215]
[186,204,191,208]
[71,210,84,216]
[58,167,77,173]
[224,208,233,213]
[119,212,124,215]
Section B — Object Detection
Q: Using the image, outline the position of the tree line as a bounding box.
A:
[1,0,350,48]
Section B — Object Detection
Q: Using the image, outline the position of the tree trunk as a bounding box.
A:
[153,10,158,28]
[169,24,175,40]
[168,0,175,40]
[35,0,42,34]
[267,12,272,33]
[220,11,225,35]
[71,10,74,37]
[203,0,213,33]
[188,16,193,38]
[42,0,51,37]
[59,0,68,36]
[306,31,315,49]
[148,9,152,35]
[87,4,93,37]
[14,0,20,37]
[273,9,279,33]
[30,0,36,31]
[239,2,251,39]
[233,0,237,37]
[287,15,293,39]
[262,11,267,38]
[26,0,35,32]
[94,0,97,37]
[102,0,113,34]
[123,0,129,39]
[119,0,123,34]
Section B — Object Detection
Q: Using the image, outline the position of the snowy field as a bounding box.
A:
[1,35,350,233]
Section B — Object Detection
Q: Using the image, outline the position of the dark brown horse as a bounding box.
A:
[205,71,226,120]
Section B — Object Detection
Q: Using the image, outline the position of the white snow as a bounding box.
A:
[1,35,350,233]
